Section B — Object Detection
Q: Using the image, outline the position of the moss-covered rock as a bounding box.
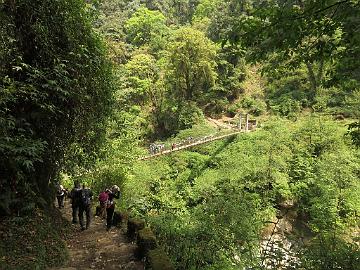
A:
[119,211,129,222]
[127,218,145,239]
[136,227,157,258]
[146,248,175,270]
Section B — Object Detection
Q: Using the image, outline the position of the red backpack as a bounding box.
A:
[98,191,109,203]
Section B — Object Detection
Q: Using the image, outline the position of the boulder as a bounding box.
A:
[146,248,175,270]
[136,227,157,258]
[127,218,145,239]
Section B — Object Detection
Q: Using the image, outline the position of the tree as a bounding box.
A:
[220,0,360,95]
[0,0,113,214]
[165,27,217,102]
[125,6,168,48]
[123,52,165,108]
[193,0,220,20]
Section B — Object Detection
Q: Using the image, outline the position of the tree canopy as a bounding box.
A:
[125,6,168,48]
[166,27,217,102]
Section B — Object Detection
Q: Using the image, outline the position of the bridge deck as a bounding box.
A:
[139,129,250,160]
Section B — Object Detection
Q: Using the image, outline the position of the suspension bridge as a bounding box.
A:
[140,114,257,160]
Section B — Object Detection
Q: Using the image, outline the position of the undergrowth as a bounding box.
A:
[0,207,71,270]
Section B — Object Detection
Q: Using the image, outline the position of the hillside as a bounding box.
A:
[124,117,360,269]
[1,1,359,269]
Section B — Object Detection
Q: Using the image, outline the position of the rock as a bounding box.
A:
[127,218,145,240]
[146,248,175,270]
[136,227,157,258]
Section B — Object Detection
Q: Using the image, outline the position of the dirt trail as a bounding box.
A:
[50,200,144,270]
[206,117,235,129]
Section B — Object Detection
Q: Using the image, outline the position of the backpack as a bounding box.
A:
[98,192,108,203]
[81,189,91,206]
[70,187,81,205]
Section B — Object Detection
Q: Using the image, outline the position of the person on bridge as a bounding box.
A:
[106,185,120,231]
[149,143,155,155]
[78,183,93,231]
[69,181,81,224]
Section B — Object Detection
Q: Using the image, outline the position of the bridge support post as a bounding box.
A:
[238,113,242,130]
[246,114,249,132]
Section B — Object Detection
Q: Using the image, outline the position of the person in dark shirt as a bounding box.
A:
[69,181,81,224]
[106,185,120,231]
[78,183,93,231]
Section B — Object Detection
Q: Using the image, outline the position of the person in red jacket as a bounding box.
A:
[98,189,109,219]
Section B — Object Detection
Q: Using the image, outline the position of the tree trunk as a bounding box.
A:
[185,70,192,100]
[305,61,317,93]
[316,58,324,86]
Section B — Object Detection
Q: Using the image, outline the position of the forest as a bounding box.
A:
[0,0,359,269]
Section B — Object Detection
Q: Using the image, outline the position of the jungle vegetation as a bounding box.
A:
[0,0,359,269]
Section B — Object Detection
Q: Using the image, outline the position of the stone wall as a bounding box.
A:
[113,211,175,270]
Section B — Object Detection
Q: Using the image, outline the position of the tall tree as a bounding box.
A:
[125,6,168,48]
[123,52,163,107]
[165,27,217,102]
[220,0,360,94]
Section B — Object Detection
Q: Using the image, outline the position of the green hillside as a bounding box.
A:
[1,0,359,269]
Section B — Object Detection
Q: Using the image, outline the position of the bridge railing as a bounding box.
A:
[140,124,257,160]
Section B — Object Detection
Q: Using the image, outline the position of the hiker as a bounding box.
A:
[69,181,81,224]
[98,189,109,219]
[56,184,65,208]
[159,144,165,153]
[106,185,120,231]
[78,183,93,231]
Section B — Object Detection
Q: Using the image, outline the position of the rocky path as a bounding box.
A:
[50,201,144,270]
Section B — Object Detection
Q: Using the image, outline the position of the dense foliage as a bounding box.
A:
[1,0,359,269]
[0,0,113,214]
[124,118,360,269]
[87,1,360,269]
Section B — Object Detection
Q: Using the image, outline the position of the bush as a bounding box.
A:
[269,96,301,117]
[0,0,113,214]
[155,101,205,137]
[240,96,267,116]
